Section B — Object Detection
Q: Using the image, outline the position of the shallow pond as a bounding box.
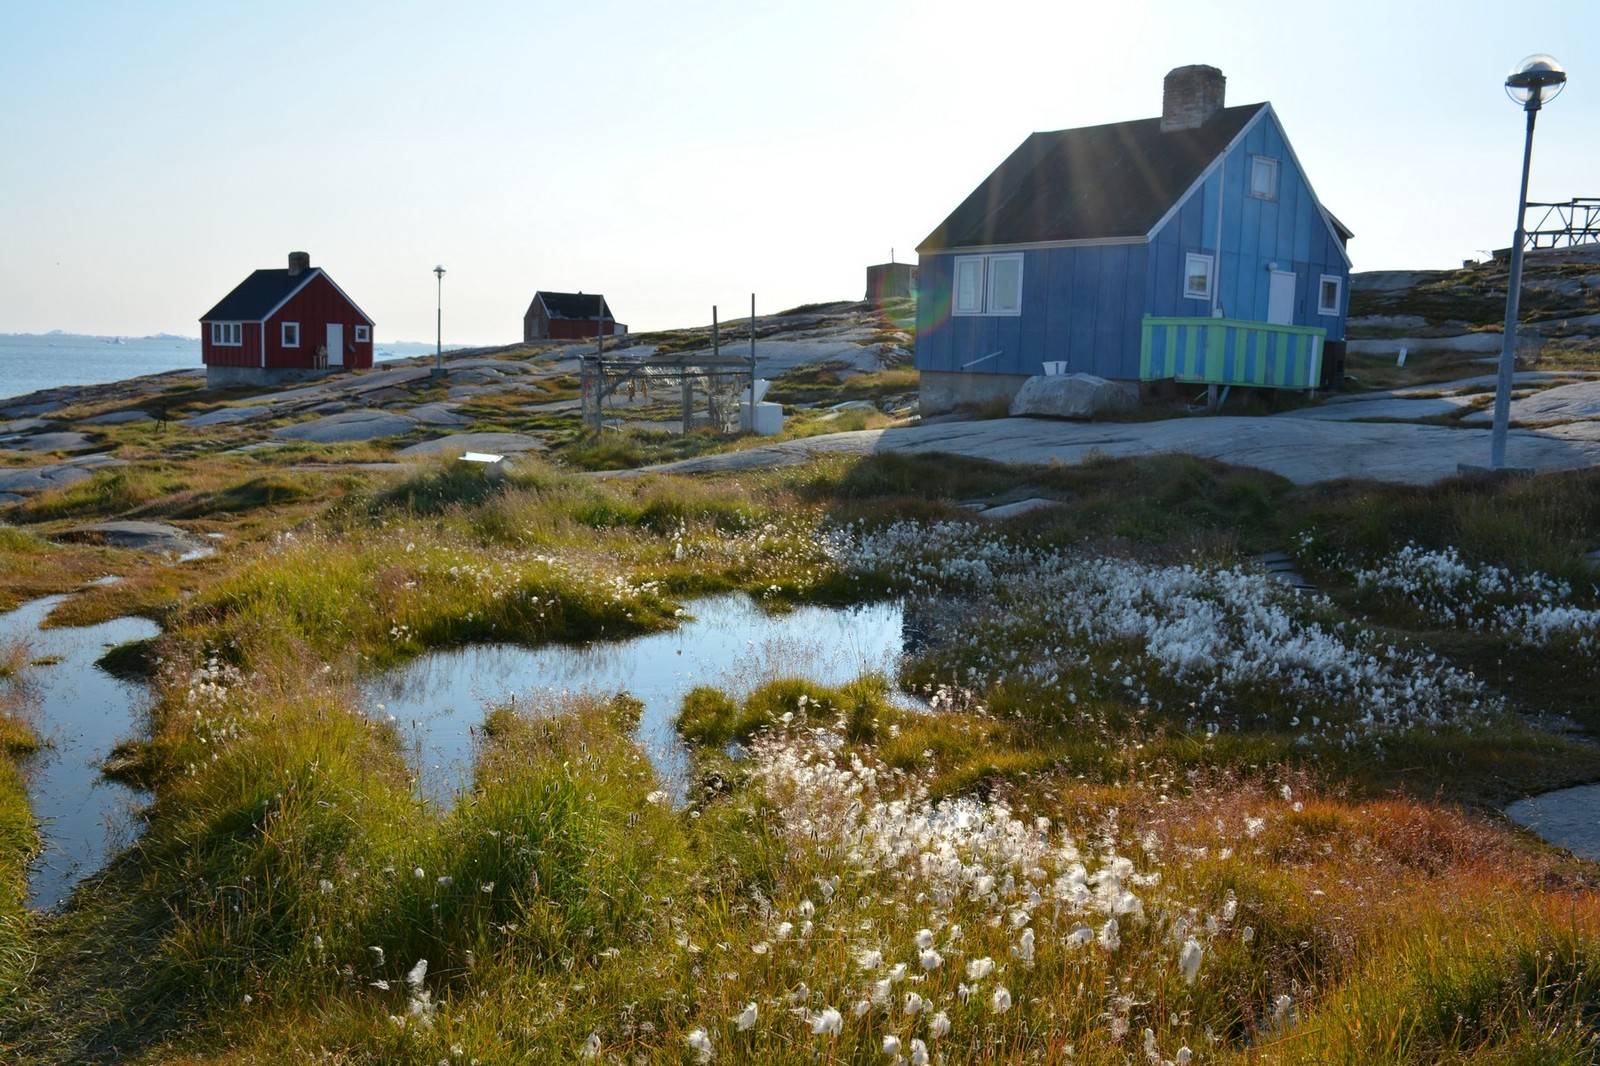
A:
[1506,785,1600,863]
[367,593,915,804]
[0,595,159,911]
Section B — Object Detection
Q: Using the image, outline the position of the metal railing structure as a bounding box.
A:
[579,351,756,434]
[1523,198,1600,250]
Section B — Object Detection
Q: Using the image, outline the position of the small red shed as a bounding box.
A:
[200,252,375,387]
[523,291,626,343]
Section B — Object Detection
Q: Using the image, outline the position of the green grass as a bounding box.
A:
[0,644,40,995]
[9,434,1600,1062]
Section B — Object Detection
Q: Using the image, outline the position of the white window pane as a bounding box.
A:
[1251,157,1277,198]
[1185,255,1211,298]
[1319,277,1340,314]
[989,257,1022,313]
[954,259,984,314]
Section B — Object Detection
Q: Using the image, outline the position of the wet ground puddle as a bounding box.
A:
[367,593,915,804]
[0,596,159,910]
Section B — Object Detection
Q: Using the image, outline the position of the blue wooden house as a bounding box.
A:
[914,66,1352,413]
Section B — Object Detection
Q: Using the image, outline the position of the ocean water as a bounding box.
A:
[0,333,447,404]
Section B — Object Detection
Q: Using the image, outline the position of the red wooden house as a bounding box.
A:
[523,291,625,343]
[200,252,375,386]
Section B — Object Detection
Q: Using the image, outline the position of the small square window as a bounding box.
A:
[1318,275,1342,316]
[355,325,370,343]
[1184,254,1213,300]
[282,322,300,347]
[1250,156,1278,200]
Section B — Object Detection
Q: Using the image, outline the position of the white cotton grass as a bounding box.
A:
[685,1027,714,1062]
[823,520,1499,742]
[734,1002,757,1032]
[1178,936,1203,984]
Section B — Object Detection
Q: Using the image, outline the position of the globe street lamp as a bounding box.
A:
[433,264,447,377]
[1490,55,1567,469]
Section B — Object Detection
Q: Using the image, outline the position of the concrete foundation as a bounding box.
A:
[918,371,1034,415]
[205,365,337,389]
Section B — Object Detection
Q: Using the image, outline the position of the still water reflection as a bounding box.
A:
[0,596,159,911]
[366,594,914,804]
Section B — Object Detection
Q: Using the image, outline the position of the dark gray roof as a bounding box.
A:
[918,103,1267,253]
[536,291,612,320]
[200,268,318,322]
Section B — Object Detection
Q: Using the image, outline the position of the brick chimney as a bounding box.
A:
[287,251,310,275]
[1160,65,1226,132]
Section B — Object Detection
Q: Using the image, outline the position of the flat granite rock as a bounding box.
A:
[183,405,271,427]
[0,463,96,494]
[398,431,546,456]
[68,520,212,558]
[407,402,470,426]
[273,409,420,443]
[1,430,96,452]
[0,418,56,434]
[0,399,68,418]
[1460,379,1600,427]
[82,410,155,424]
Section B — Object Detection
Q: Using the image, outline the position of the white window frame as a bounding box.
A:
[1318,274,1343,316]
[953,256,986,316]
[1184,254,1214,301]
[1250,155,1279,200]
[354,325,370,343]
[282,321,300,347]
[952,253,1024,316]
[210,321,242,346]
[985,253,1023,316]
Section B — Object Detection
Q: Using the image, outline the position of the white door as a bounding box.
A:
[326,323,344,367]
[1267,270,1296,325]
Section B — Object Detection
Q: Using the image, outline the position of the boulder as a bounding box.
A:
[1009,374,1134,420]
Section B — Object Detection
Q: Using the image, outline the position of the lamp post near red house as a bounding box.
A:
[433,264,447,377]
[1491,55,1567,469]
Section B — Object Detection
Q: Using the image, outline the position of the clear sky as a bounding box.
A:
[2,0,1595,345]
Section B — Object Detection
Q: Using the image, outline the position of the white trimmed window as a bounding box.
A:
[954,257,985,315]
[211,322,242,346]
[952,253,1024,316]
[1318,275,1343,316]
[1250,155,1279,200]
[986,254,1023,315]
[354,325,370,343]
[282,322,300,347]
[1184,254,1214,300]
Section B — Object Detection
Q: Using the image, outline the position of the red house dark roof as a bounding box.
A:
[201,266,373,324]
[534,291,613,320]
[918,103,1266,252]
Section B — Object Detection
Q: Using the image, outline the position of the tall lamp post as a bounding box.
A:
[1490,55,1567,469]
[433,264,447,377]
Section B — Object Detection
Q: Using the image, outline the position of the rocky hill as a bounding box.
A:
[1348,243,1600,365]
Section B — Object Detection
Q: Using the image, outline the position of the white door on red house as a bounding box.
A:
[1267,270,1296,325]
[326,323,344,367]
